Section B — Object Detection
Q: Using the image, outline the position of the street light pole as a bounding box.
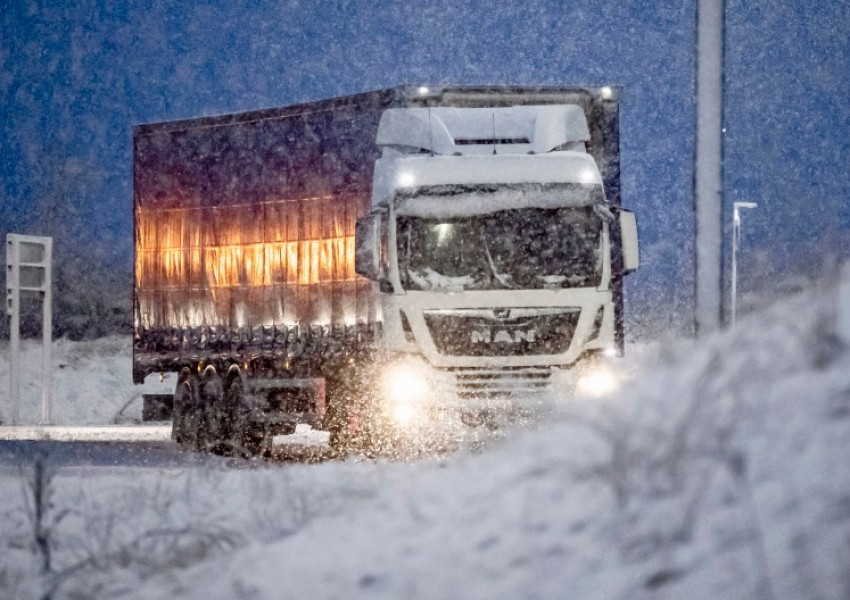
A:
[731,201,758,326]
[694,0,726,335]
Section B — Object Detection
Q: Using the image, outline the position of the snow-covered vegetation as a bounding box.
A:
[1,274,848,599]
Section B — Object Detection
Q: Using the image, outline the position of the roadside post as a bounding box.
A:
[5,234,53,425]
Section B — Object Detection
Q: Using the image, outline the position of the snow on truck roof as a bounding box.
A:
[376,105,590,156]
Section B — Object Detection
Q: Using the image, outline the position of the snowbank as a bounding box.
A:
[0,336,173,426]
[2,277,849,599]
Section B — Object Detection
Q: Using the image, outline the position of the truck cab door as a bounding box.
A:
[619,210,640,273]
[355,209,389,282]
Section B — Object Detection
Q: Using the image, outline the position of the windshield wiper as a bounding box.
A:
[481,232,516,289]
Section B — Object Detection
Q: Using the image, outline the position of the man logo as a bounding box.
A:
[471,329,537,344]
[471,330,490,344]
[513,330,537,343]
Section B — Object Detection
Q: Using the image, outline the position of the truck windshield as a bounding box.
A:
[397,206,604,291]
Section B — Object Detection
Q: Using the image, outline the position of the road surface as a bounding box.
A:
[0,424,333,468]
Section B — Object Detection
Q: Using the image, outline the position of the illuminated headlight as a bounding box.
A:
[391,403,418,426]
[578,167,599,184]
[575,364,621,398]
[381,358,431,426]
[397,171,416,187]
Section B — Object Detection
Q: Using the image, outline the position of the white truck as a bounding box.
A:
[133,85,638,456]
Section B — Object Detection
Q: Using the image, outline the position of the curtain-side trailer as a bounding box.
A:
[133,85,638,456]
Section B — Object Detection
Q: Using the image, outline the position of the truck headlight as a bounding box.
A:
[381,357,431,425]
[575,363,621,398]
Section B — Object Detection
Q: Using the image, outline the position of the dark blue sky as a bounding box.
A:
[2,0,849,333]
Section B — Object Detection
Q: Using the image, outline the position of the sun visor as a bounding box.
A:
[395,183,604,219]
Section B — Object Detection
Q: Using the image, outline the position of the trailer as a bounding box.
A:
[133,85,638,456]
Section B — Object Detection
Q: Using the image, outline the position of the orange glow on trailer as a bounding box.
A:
[134,193,373,330]
[135,195,358,289]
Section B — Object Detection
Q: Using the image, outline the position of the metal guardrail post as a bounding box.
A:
[5,234,53,425]
[6,237,20,424]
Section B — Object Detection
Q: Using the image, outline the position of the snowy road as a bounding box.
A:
[0,439,209,468]
[0,424,173,442]
[0,424,334,468]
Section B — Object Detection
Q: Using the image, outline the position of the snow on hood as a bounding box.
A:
[407,267,477,291]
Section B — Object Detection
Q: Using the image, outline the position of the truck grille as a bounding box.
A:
[423,308,580,357]
[445,367,552,399]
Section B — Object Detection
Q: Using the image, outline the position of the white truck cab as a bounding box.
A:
[356,104,639,404]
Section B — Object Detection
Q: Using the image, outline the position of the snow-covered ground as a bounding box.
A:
[0,335,174,427]
[2,276,850,599]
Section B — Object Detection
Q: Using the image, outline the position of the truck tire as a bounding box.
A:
[324,371,358,456]
[173,369,201,449]
[324,390,354,456]
[325,369,380,458]
[225,373,271,459]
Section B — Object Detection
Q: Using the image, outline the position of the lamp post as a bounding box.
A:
[731,201,758,326]
[694,0,726,335]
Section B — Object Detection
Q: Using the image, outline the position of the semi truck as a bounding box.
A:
[133,85,639,456]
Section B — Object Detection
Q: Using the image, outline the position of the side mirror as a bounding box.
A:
[619,210,640,273]
[355,211,386,281]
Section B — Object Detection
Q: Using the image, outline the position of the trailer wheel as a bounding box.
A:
[199,366,227,453]
[173,369,201,449]
[226,374,271,459]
